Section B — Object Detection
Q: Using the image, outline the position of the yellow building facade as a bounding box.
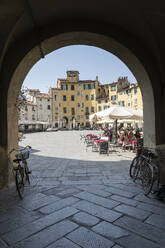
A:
[50,72,143,128]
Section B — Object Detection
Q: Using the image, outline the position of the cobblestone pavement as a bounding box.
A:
[0,131,165,248]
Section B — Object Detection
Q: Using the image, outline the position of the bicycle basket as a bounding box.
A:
[17,150,30,160]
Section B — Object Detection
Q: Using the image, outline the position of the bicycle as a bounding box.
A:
[129,147,159,196]
[8,145,32,199]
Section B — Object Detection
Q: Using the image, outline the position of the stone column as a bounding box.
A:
[0,145,9,188]
[156,144,165,184]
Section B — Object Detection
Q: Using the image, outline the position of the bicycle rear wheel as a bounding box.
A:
[141,161,154,196]
[15,167,24,199]
[24,161,30,185]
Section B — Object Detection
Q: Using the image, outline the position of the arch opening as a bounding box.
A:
[2,31,156,187]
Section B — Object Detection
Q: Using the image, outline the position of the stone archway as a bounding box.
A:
[0,31,157,188]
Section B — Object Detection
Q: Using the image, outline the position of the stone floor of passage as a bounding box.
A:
[0,131,164,248]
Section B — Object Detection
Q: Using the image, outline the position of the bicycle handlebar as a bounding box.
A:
[9,145,32,155]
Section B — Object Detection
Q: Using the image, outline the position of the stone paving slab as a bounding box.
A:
[67,227,114,248]
[114,204,151,220]
[2,207,79,245]
[72,212,100,226]
[47,238,81,248]
[145,214,165,230]
[92,221,129,239]
[73,200,122,222]
[117,233,164,248]
[74,191,119,209]
[115,215,165,246]
[39,197,80,214]
[13,220,78,248]
[110,194,138,207]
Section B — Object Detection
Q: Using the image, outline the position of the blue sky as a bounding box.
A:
[23,45,137,93]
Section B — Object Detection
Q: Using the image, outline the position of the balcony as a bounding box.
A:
[96,95,109,100]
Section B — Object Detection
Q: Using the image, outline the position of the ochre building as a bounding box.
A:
[50,71,143,129]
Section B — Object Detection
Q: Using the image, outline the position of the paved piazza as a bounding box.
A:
[0,131,165,248]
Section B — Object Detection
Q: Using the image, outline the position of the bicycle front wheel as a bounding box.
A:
[15,168,24,199]
[141,161,154,196]
[129,156,139,179]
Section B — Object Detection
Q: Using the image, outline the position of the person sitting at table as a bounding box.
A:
[122,130,129,150]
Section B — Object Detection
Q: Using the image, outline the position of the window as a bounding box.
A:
[91,83,95,89]
[47,99,50,102]
[119,92,123,95]
[48,105,50,110]
[63,95,66,101]
[63,107,67,113]
[111,95,116,101]
[128,103,131,106]
[99,106,102,111]
[71,95,75,101]
[111,85,116,91]
[77,115,80,120]
[81,116,84,120]
[134,87,137,94]
[32,106,35,111]
[88,84,91,89]
[81,91,84,96]
[91,106,95,113]
[91,94,94,100]
[61,84,68,90]
[85,107,89,114]
[71,107,75,115]
[71,85,75,90]
[84,84,88,90]
[77,91,80,96]
[121,101,125,106]
[54,95,58,101]
[77,103,80,108]
[25,106,28,111]
[81,103,84,108]
[86,115,89,120]
[105,99,108,103]
[98,100,101,104]
[134,99,137,105]
[86,95,89,100]
[39,98,42,101]
[104,106,108,110]
[39,104,42,110]
[55,107,58,113]
[32,114,35,120]
[78,82,82,88]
